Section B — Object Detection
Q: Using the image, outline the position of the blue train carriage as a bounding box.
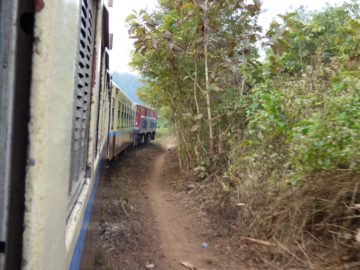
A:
[107,82,136,160]
[0,0,113,269]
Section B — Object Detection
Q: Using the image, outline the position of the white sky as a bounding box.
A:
[109,0,347,74]
[109,0,158,73]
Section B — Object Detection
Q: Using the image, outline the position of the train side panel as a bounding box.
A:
[23,1,109,269]
[23,1,81,269]
[67,3,112,269]
[1,0,157,268]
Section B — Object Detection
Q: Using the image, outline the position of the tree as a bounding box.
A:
[127,0,262,166]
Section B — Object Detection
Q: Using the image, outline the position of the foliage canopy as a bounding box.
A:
[127,1,360,267]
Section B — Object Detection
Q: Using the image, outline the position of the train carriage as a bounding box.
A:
[0,0,114,269]
[134,105,158,145]
[0,0,157,269]
[107,82,136,160]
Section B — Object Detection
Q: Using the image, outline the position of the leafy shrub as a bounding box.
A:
[291,91,360,176]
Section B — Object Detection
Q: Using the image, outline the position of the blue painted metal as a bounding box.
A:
[108,127,135,138]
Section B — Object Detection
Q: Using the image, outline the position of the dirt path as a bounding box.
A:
[147,152,217,270]
[80,144,245,270]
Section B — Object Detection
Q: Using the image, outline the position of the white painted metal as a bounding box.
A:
[22,1,103,269]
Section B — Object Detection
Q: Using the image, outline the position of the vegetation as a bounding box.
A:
[127,0,360,267]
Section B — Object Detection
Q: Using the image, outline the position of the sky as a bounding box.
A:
[109,0,347,74]
[109,0,157,74]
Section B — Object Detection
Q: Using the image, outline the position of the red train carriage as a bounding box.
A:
[134,105,157,144]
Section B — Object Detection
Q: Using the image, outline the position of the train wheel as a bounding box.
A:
[144,133,150,144]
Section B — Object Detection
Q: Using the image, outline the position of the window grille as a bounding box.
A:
[117,101,121,129]
[111,97,115,130]
[68,0,96,213]
[121,104,124,128]
[128,107,130,127]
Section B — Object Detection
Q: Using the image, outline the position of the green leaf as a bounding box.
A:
[125,14,137,23]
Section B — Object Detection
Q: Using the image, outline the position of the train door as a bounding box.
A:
[0,0,34,269]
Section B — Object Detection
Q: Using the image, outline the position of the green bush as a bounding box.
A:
[291,92,360,176]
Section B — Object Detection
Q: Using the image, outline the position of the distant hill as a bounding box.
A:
[111,72,144,104]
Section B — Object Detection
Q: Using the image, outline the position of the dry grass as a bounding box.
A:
[180,164,360,269]
[154,128,177,149]
[207,171,360,269]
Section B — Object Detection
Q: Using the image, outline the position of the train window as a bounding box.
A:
[121,104,124,128]
[128,110,130,127]
[124,107,126,128]
[117,101,121,130]
[124,105,127,128]
[68,0,96,214]
[129,109,131,126]
[125,105,128,128]
[129,108,132,127]
[111,98,115,130]
[124,104,127,128]
[124,109,127,128]
[127,107,130,127]
[119,103,121,128]
[125,107,127,127]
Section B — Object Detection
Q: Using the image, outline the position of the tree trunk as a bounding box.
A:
[193,62,203,162]
[203,0,214,155]
[173,118,183,170]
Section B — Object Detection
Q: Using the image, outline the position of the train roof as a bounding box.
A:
[111,80,157,113]
[111,80,135,105]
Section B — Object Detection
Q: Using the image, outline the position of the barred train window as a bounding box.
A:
[117,101,121,129]
[111,98,115,130]
[127,107,129,127]
[126,107,129,127]
[121,104,124,128]
[68,0,96,213]
[126,107,128,127]
[128,108,130,127]
[125,105,127,127]
[128,107,130,127]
